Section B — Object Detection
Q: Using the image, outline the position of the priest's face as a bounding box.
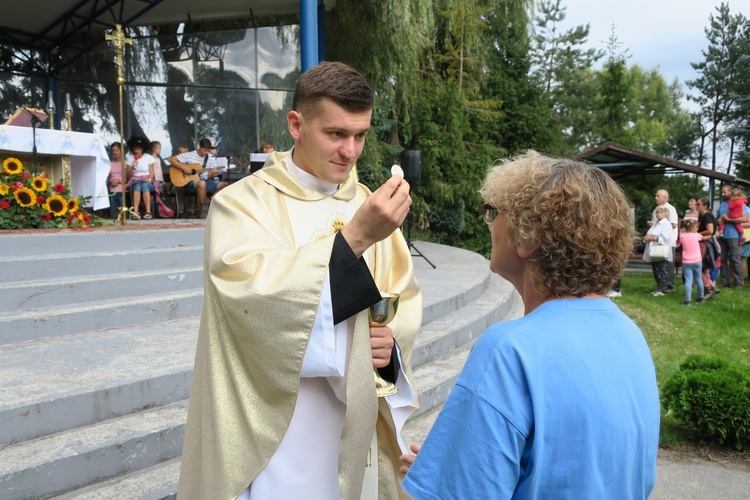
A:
[287,97,372,185]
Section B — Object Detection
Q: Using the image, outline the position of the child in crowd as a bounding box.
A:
[678,219,705,305]
[149,141,165,191]
[684,196,699,222]
[718,186,747,243]
[125,136,155,219]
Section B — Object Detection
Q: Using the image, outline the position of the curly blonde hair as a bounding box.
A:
[479,151,635,296]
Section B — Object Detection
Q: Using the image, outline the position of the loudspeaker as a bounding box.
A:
[402,150,421,183]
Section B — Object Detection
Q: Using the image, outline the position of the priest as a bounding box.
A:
[178,61,422,499]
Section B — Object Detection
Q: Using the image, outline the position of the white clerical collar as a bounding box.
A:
[285,149,339,195]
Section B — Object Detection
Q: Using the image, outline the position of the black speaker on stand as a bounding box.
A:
[401,150,436,269]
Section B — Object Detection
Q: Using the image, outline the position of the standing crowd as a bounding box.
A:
[642,186,749,304]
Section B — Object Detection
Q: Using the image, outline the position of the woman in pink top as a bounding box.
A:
[107,142,125,219]
[678,219,705,305]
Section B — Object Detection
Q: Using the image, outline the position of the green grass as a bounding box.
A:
[613,272,749,450]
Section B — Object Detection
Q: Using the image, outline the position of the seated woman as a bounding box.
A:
[401,151,660,499]
[125,136,155,219]
[107,141,127,220]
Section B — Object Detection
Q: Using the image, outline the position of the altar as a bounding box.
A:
[0,125,110,210]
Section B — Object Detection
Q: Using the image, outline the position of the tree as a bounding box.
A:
[399,0,500,253]
[687,2,750,173]
[621,66,699,161]
[480,0,551,155]
[530,0,603,154]
[724,40,750,179]
[595,28,631,145]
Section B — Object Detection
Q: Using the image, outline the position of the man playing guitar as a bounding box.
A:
[167,138,227,218]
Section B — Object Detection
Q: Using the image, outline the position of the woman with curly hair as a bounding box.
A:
[401,151,660,499]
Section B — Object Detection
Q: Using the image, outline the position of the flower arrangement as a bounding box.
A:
[0,157,101,229]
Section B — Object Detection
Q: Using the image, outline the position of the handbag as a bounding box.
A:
[153,183,175,218]
[648,243,670,262]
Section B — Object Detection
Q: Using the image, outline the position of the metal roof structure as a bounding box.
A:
[575,142,750,188]
[0,0,322,75]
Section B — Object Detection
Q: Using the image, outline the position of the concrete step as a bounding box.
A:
[0,266,203,313]
[0,290,204,345]
[414,243,491,325]
[412,273,516,369]
[0,237,514,499]
[0,317,199,447]
[0,401,187,500]
[0,286,513,499]
[0,245,203,283]
[51,459,180,500]
[0,227,204,259]
[45,289,524,500]
[0,246,496,448]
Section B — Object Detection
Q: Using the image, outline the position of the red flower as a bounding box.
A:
[0,200,9,209]
[41,213,51,221]
[83,214,91,223]
[66,215,73,223]
[55,183,65,193]
[21,172,30,179]
[37,195,45,204]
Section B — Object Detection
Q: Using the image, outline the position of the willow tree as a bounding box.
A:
[326,0,435,187]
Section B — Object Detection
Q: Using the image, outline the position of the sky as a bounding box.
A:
[557,0,749,104]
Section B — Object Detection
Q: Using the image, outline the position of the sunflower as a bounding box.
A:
[67,198,80,212]
[13,187,36,207]
[0,183,8,196]
[2,157,23,175]
[31,176,48,192]
[45,194,68,216]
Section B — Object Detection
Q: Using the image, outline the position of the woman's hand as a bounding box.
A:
[399,443,421,474]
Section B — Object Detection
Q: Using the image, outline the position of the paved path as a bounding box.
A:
[651,449,749,499]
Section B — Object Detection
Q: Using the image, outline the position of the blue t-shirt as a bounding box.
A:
[716,202,750,239]
[403,298,660,500]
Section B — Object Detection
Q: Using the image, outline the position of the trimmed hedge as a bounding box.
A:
[661,355,750,450]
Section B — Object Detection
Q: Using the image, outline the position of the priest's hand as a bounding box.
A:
[341,176,411,257]
[399,444,422,474]
[370,325,395,368]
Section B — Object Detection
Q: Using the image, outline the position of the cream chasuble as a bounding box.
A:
[177,151,422,500]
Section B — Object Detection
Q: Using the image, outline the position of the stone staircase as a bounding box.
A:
[0,224,521,499]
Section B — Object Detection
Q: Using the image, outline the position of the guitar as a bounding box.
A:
[169,164,206,187]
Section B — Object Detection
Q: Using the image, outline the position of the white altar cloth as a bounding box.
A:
[0,125,110,210]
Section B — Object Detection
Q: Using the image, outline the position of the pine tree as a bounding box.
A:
[687,2,749,173]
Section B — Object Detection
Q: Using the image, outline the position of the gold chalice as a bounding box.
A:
[369,292,400,398]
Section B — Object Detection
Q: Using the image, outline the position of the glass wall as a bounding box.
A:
[55,24,300,162]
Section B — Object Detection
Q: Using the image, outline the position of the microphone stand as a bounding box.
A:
[406,209,436,268]
[21,106,46,172]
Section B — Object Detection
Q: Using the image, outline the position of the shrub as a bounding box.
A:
[661,355,750,450]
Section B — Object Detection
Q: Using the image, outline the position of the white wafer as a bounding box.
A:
[391,164,404,179]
